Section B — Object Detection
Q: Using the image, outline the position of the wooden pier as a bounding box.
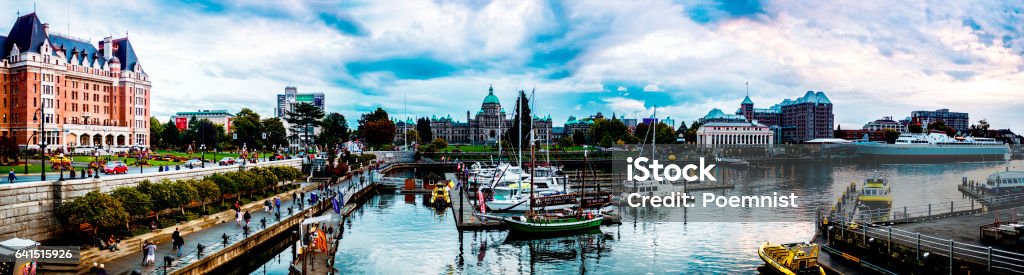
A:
[452,188,504,230]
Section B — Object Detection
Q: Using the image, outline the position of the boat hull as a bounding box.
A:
[504,216,603,234]
[757,243,826,275]
[855,143,1009,162]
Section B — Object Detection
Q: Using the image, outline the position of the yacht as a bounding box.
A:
[855,132,1009,161]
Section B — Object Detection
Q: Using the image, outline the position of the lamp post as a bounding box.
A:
[200,144,207,168]
[262,132,267,162]
[93,144,100,178]
[33,110,47,181]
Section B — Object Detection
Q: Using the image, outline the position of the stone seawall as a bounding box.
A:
[0,159,302,242]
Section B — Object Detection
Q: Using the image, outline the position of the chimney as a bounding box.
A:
[103,36,113,60]
[41,23,49,34]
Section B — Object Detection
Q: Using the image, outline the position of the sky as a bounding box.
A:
[3,0,1022,132]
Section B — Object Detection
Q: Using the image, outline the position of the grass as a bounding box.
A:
[153,150,243,160]
[0,164,43,174]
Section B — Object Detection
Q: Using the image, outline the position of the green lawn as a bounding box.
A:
[153,150,243,160]
[0,164,43,174]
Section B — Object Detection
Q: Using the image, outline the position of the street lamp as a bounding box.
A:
[200,144,207,168]
[262,132,267,162]
[93,144,100,178]
[32,110,46,181]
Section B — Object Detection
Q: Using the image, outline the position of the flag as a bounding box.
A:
[332,197,340,214]
[316,230,329,252]
[478,190,486,213]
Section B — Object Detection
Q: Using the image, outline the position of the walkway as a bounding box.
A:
[99,183,318,275]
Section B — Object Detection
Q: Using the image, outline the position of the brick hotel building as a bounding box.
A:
[0,13,151,151]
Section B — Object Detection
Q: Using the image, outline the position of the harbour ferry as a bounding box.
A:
[854,132,1009,162]
[980,170,1024,195]
[757,242,826,275]
[857,178,891,209]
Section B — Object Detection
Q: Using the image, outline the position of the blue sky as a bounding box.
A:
[4,0,1023,131]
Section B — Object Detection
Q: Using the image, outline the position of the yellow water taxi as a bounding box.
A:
[758,242,826,275]
[429,181,452,206]
[857,178,891,209]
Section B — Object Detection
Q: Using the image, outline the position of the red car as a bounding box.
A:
[103,161,128,174]
[218,157,237,166]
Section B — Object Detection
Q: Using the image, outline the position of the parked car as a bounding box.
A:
[272,153,285,160]
[218,157,236,166]
[103,161,128,174]
[184,159,204,168]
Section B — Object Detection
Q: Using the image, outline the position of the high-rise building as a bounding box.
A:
[274,86,324,149]
[1,13,151,151]
[733,91,834,143]
[911,109,969,133]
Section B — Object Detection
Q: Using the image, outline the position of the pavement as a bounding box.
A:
[98,185,321,275]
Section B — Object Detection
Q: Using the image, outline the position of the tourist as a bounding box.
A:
[90,262,100,273]
[274,197,281,214]
[7,170,15,183]
[264,200,272,212]
[140,241,148,265]
[149,220,158,231]
[235,209,243,226]
[171,228,181,250]
[243,210,252,226]
[70,169,76,179]
[96,264,107,275]
[144,241,157,266]
[107,235,119,252]
[173,234,185,257]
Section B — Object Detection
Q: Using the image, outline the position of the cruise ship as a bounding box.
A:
[855,132,1009,161]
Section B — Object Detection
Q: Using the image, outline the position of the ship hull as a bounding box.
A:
[855,143,1009,162]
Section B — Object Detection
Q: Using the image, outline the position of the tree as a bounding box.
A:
[161,120,181,149]
[111,186,152,220]
[431,138,448,151]
[141,180,175,221]
[285,103,326,150]
[150,117,164,148]
[261,118,289,150]
[927,120,956,136]
[357,108,396,149]
[188,119,225,150]
[970,119,991,137]
[557,136,573,149]
[416,117,433,143]
[318,112,350,175]
[882,129,901,144]
[685,120,704,143]
[0,136,19,164]
[206,173,238,203]
[590,117,629,146]
[505,91,533,149]
[232,108,263,149]
[404,129,419,145]
[908,124,923,134]
[191,179,221,213]
[57,190,129,233]
[171,180,199,215]
[572,131,587,145]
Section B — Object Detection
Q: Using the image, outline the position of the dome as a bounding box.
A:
[482,89,500,105]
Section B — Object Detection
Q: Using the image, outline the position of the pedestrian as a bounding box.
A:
[7,170,14,183]
[107,235,119,252]
[173,235,185,257]
[275,197,281,214]
[144,241,156,266]
[140,241,147,265]
[70,168,76,179]
[243,210,252,226]
[264,200,271,212]
[235,210,243,226]
[87,168,93,177]
[171,228,181,250]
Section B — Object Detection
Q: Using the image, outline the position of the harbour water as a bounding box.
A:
[251,160,1023,274]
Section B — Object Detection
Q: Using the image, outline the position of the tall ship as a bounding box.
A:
[854,132,1009,161]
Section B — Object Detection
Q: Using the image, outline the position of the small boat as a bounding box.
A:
[758,242,826,275]
[503,211,603,234]
[429,182,452,207]
[857,178,891,209]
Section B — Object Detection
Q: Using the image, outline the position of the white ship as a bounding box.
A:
[855,132,1009,161]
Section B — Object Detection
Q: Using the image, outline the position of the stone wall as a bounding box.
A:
[0,159,302,242]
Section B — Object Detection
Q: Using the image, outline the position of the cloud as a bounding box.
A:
[4,0,1021,133]
[642,84,661,92]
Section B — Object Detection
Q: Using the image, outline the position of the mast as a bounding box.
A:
[652,106,657,161]
[529,128,535,214]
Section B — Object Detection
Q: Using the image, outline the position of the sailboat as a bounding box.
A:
[621,106,686,197]
[502,126,602,234]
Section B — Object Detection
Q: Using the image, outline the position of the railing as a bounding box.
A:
[828,218,1024,273]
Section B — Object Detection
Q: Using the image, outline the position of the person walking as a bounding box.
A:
[264,200,271,212]
[144,241,157,266]
[7,170,15,183]
[140,241,148,265]
[274,197,281,214]
[235,209,243,226]
[173,235,185,257]
[243,210,252,226]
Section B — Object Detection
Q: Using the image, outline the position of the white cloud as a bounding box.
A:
[617,86,628,92]
[642,84,661,92]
